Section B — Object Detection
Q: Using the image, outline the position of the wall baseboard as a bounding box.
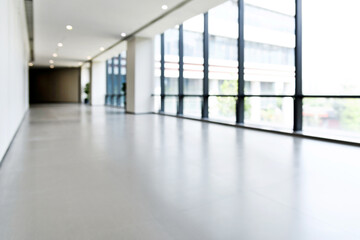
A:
[0,109,29,168]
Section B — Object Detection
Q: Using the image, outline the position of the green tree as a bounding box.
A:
[340,99,360,131]
[216,80,251,117]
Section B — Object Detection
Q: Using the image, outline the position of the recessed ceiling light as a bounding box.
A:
[161,5,168,10]
[121,32,127,37]
[57,43,63,47]
[50,65,55,69]
[49,60,54,64]
[53,53,58,57]
[66,25,73,30]
[100,47,105,51]
[28,62,34,67]
[87,56,91,60]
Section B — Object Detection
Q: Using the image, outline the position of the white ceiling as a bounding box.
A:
[33,0,227,67]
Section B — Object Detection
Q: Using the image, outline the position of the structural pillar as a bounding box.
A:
[126,37,154,113]
[90,60,106,106]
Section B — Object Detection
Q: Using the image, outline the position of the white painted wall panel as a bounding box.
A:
[0,0,30,161]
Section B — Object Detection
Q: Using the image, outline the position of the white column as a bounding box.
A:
[126,37,154,114]
[81,63,90,103]
[91,60,106,106]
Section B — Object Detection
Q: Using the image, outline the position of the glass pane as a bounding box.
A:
[164,28,179,94]
[120,51,127,96]
[118,96,125,108]
[209,0,238,95]
[209,96,236,122]
[184,15,204,95]
[303,98,360,141]
[164,97,178,114]
[111,96,117,106]
[183,97,202,118]
[113,58,119,75]
[245,0,295,15]
[210,79,237,96]
[244,97,293,129]
[105,95,111,105]
[244,0,295,95]
[184,78,202,95]
[121,52,127,75]
[154,35,161,95]
[303,0,360,95]
[164,78,178,95]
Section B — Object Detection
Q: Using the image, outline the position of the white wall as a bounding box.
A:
[90,61,106,106]
[126,37,154,113]
[0,0,30,162]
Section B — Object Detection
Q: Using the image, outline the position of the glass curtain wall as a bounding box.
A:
[153,0,360,142]
[105,53,127,107]
[302,0,360,141]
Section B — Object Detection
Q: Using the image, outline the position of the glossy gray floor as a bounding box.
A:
[1,104,360,239]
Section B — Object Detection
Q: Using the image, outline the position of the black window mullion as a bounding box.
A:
[294,0,302,132]
[202,12,209,119]
[160,33,165,113]
[178,24,184,115]
[105,61,109,105]
[236,0,245,124]
[117,54,122,106]
[112,58,116,105]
